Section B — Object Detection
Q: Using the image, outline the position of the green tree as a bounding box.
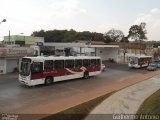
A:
[128,22,147,55]
[153,42,160,48]
[92,32,104,41]
[128,22,147,42]
[64,29,77,42]
[120,36,129,43]
[103,35,112,43]
[77,31,93,40]
[104,29,124,43]
[32,29,104,42]
[31,29,46,37]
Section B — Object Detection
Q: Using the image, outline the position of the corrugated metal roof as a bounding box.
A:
[44,42,87,47]
[89,45,119,48]
[43,42,119,48]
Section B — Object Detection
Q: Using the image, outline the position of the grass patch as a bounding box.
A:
[137,89,160,114]
[41,92,114,120]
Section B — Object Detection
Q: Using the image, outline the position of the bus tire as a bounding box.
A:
[83,72,89,79]
[45,77,53,85]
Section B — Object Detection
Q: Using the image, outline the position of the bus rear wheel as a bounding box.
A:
[83,72,89,79]
[45,77,53,85]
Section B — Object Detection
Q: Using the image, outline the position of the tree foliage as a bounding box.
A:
[145,41,160,48]
[103,29,124,43]
[120,36,129,43]
[128,22,147,42]
[31,22,148,44]
[103,35,112,43]
[31,29,104,42]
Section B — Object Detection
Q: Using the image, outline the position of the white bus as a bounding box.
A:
[19,56,102,86]
[128,55,152,68]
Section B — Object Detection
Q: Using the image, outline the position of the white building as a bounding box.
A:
[3,35,44,46]
[0,46,35,74]
[43,42,119,62]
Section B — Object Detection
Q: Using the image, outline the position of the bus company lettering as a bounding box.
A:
[7,48,33,56]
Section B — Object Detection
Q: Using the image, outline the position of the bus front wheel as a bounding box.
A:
[83,72,89,79]
[45,77,53,85]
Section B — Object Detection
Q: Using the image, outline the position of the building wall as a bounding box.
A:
[0,46,35,74]
[72,47,95,56]
[97,48,119,62]
[72,47,119,62]
[118,48,146,63]
[4,35,44,45]
[0,57,20,74]
[6,58,19,73]
[0,58,6,74]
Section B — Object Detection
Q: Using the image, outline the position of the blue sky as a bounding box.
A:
[0,0,160,40]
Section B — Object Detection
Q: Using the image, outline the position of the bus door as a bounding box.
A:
[31,62,43,80]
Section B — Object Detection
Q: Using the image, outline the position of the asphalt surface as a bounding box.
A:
[0,64,150,113]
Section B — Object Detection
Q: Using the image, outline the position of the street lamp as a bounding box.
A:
[19,33,25,46]
[0,19,6,44]
[0,19,6,24]
[20,33,25,41]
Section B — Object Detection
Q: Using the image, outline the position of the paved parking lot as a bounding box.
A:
[0,64,153,114]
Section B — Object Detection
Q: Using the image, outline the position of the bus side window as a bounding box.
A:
[138,58,141,65]
[65,60,74,68]
[83,59,90,67]
[44,60,53,70]
[91,59,96,66]
[55,60,64,69]
[97,59,101,66]
[31,62,43,73]
[75,59,82,68]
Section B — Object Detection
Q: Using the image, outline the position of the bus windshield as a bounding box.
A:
[20,62,30,76]
[129,57,138,64]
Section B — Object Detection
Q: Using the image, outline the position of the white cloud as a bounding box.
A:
[134,7,160,24]
[96,23,120,33]
[0,0,87,41]
[150,8,160,14]
[134,14,153,24]
[152,20,160,28]
[49,0,86,18]
[134,8,160,40]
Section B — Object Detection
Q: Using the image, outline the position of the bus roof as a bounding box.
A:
[23,56,101,62]
[129,55,152,58]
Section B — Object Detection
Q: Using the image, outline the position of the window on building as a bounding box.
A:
[55,60,64,69]
[65,60,74,68]
[15,41,25,46]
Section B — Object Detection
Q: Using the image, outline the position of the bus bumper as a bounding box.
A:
[19,75,32,86]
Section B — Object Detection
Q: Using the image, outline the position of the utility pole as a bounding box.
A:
[9,30,11,44]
